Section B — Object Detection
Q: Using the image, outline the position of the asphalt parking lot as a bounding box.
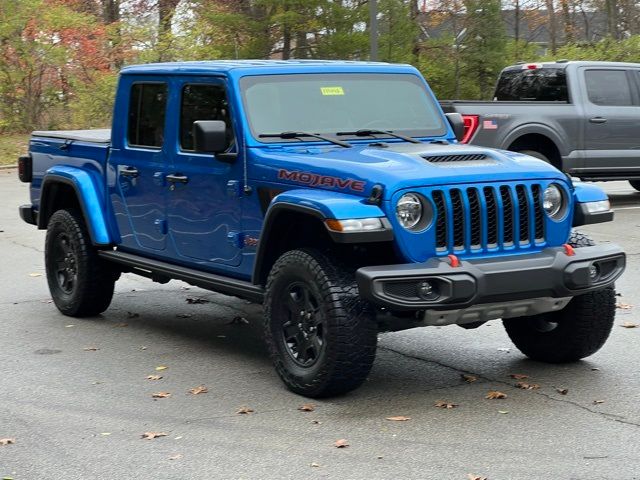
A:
[1,169,639,480]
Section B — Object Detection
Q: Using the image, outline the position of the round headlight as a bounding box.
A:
[543,184,564,218]
[396,193,423,230]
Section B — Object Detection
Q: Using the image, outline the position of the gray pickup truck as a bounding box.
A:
[440,61,640,190]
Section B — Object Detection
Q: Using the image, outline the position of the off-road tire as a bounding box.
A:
[45,209,117,317]
[264,249,377,397]
[503,231,615,363]
[629,180,640,192]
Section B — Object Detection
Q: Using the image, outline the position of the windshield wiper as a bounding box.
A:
[336,129,422,144]
[259,131,352,148]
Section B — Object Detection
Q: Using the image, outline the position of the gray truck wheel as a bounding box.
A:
[264,249,377,397]
[629,180,640,192]
[517,150,549,163]
[45,209,118,317]
[503,231,615,363]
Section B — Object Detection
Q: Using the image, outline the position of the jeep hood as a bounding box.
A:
[251,142,567,201]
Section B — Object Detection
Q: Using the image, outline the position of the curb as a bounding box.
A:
[0,165,17,170]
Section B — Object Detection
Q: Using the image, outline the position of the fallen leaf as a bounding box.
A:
[188,385,208,395]
[169,454,183,461]
[621,322,638,328]
[555,387,569,395]
[186,297,209,304]
[100,432,111,436]
[83,346,99,351]
[152,392,171,398]
[486,391,507,399]
[460,374,477,383]
[155,366,168,371]
[311,420,322,425]
[591,368,600,371]
[616,302,633,310]
[377,455,383,459]
[29,273,42,277]
[237,406,254,414]
[0,438,15,446]
[174,436,183,440]
[434,400,458,409]
[509,373,529,380]
[65,324,75,328]
[310,462,320,468]
[593,399,605,404]
[114,322,128,327]
[140,346,147,350]
[515,382,540,390]
[498,410,509,414]
[386,415,412,421]
[497,347,510,352]
[467,475,487,480]
[126,311,139,318]
[334,439,349,448]
[141,432,167,440]
[147,375,163,380]
[228,316,249,325]
[298,404,315,412]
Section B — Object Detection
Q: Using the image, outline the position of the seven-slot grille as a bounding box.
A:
[432,184,545,253]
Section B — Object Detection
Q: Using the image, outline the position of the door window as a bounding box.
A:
[180,84,234,151]
[128,83,168,148]
[585,70,633,106]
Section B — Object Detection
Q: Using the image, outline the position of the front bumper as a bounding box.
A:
[356,244,625,311]
[19,204,37,225]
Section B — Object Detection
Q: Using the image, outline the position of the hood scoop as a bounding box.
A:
[421,153,489,163]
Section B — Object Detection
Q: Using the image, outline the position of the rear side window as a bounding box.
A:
[180,84,234,151]
[495,68,568,101]
[585,70,633,106]
[128,83,167,148]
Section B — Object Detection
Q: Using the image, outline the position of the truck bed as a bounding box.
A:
[31,129,111,144]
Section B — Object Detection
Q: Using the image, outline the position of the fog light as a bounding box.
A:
[589,264,600,281]
[417,281,439,301]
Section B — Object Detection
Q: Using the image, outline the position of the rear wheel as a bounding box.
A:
[264,249,377,397]
[517,150,550,163]
[629,180,640,192]
[45,209,118,317]
[503,231,615,363]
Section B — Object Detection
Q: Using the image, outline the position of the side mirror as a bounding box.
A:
[193,120,228,154]
[445,113,465,142]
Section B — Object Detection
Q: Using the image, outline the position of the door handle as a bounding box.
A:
[120,167,139,178]
[589,117,608,124]
[166,173,189,184]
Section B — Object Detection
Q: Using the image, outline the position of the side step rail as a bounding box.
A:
[99,250,264,303]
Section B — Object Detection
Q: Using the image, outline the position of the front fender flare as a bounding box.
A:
[38,166,112,245]
[252,189,392,284]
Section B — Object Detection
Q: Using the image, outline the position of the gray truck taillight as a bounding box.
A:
[18,155,32,183]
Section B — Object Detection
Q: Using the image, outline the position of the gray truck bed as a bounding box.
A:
[31,129,111,144]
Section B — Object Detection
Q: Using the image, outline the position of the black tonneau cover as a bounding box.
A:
[31,129,111,144]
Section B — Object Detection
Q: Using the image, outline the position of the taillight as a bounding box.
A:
[460,115,479,144]
[18,155,32,183]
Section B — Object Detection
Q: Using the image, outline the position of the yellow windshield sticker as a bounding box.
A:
[320,86,345,96]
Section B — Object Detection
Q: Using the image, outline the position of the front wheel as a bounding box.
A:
[503,231,615,363]
[264,249,377,397]
[45,209,118,317]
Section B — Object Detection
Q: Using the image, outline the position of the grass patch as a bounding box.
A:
[0,133,29,166]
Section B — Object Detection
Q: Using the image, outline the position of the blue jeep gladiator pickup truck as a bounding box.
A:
[18,60,626,397]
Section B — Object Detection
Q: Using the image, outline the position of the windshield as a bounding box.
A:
[240,73,447,143]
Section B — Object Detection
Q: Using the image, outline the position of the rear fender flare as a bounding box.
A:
[501,123,567,157]
[38,166,112,245]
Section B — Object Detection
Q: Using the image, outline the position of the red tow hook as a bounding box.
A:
[563,244,576,256]
[447,254,461,268]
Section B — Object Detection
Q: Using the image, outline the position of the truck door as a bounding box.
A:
[165,78,243,267]
[109,79,170,253]
[581,67,640,174]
